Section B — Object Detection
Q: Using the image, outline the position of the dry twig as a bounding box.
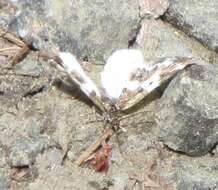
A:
[0,27,29,65]
[0,28,26,47]
[73,128,114,167]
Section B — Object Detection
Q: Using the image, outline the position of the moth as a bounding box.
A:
[42,49,192,130]
[45,49,192,107]
[41,49,193,168]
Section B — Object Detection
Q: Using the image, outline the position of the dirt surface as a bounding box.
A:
[0,0,218,190]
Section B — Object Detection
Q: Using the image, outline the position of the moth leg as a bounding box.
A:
[118,110,152,122]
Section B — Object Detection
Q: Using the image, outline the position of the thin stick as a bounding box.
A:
[0,28,29,65]
[0,47,21,52]
[11,45,29,65]
[0,28,26,47]
[73,128,114,167]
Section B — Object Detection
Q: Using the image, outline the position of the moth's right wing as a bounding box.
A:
[116,57,194,110]
[40,52,105,111]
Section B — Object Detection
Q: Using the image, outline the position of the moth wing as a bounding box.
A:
[47,52,105,111]
[117,57,194,110]
[101,49,149,100]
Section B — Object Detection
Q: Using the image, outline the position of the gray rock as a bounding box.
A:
[8,137,49,167]
[174,157,218,190]
[138,0,169,19]
[154,64,218,156]
[1,1,218,189]
[0,52,48,114]
[135,19,215,64]
[156,155,218,190]
[13,52,43,77]
[164,0,218,53]
[0,72,33,100]
[47,148,63,168]
[7,0,139,64]
[178,171,217,190]
[0,112,47,149]
[26,118,43,138]
[0,1,15,29]
[28,166,107,190]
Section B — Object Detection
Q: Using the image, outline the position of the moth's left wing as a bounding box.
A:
[41,52,105,111]
[116,57,193,110]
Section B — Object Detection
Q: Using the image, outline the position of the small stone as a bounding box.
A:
[47,148,63,168]
[26,118,42,138]
[138,0,169,18]
[155,64,218,156]
[8,137,49,167]
[164,0,218,53]
[135,19,207,63]
[13,52,43,77]
[7,0,140,64]
[178,171,217,190]
[17,28,27,38]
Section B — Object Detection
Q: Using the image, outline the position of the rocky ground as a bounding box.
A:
[0,0,218,189]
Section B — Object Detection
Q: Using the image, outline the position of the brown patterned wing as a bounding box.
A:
[116,57,194,110]
[40,52,106,112]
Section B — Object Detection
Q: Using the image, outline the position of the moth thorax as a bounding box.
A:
[104,105,120,131]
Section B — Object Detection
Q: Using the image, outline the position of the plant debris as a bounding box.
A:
[88,142,112,173]
[73,129,114,167]
[0,27,29,66]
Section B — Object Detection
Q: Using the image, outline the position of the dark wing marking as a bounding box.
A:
[40,51,106,111]
[117,57,193,110]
